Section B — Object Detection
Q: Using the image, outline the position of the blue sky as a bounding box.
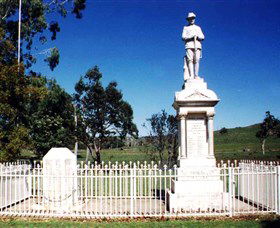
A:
[32,0,280,136]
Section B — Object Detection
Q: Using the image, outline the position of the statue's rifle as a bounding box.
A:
[191,35,197,79]
[193,35,197,64]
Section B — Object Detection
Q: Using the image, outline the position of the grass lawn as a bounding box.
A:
[1,216,280,227]
[20,124,280,164]
[22,145,280,165]
[214,124,280,162]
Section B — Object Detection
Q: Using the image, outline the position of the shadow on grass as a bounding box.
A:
[261,218,280,228]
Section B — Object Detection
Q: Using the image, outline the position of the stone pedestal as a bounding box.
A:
[40,148,79,211]
[167,77,227,212]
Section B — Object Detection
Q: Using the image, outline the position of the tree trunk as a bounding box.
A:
[262,139,266,155]
[172,136,178,165]
[167,136,174,168]
[159,149,163,166]
[86,146,95,162]
[167,146,172,168]
[86,147,90,162]
[95,150,101,164]
[74,141,78,157]
[93,141,101,164]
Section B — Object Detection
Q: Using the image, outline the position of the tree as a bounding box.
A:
[219,127,228,135]
[0,61,76,161]
[0,0,86,70]
[0,1,87,161]
[28,79,75,158]
[256,111,280,154]
[166,114,178,166]
[144,110,178,166]
[0,61,30,161]
[74,66,138,163]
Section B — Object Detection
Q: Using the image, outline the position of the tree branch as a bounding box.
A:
[48,0,70,7]
[47,0,57,6]
[1,5,11,20]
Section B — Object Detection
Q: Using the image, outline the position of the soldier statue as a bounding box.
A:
[182,12,205,81]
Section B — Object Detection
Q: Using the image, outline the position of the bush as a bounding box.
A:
[219,127,228,135]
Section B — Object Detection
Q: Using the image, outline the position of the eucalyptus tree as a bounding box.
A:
[0,0,86,70]
[28,78,75,158]
[256,111,280,154]
[74,66,138,163]
[0,59,75,160]
[145,110,178,166]
[0,61,29,161]
[0,1,87,161]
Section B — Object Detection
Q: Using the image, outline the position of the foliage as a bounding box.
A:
[256,111,280,154]
[0,0,86,69]
[20,123,280,163]
[74,66,138,163]
[0,61,30,161]
[0,1,87,160]
[0,59,75,160]
[0,28,16,66]
[219,127,228,135]
[215,123,280,161]
[166,114,178,166]
[144,110,178,166]
[28,78,75,158]
[103,136,125,149]
[44,47,59,71]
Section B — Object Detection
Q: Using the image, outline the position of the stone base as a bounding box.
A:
[176,77,219,105]
[179,157,216,168]
[167,160,228,212]
[32,201,83,212]
[167,189,228,212]
[177,158,218,180]
[171,178,223,194]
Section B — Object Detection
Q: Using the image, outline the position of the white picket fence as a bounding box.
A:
[0,160,280,218]
[238,160,279,214]
[0,163,31,209]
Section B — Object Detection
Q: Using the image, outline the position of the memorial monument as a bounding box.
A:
[167,12,227,211]
[33,148,79,211]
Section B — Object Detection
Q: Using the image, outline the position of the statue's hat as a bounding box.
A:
[187,12,196,19]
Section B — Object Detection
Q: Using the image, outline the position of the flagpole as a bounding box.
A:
[17,0,22,66]
[74,105,78,157]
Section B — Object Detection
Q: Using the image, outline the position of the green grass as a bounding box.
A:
[75,123,280,163]
[0,218,276,227]
[214,124,280,161]
[20,124,280,163]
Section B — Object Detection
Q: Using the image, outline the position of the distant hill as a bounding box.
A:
[214,124,280,161]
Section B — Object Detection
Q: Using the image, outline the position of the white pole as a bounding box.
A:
[18,0,22,66]
[277,166,280,214]
[229,166,233,217]
[74,105,78,156]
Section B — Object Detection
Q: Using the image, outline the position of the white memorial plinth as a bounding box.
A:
[42,148,78,211]
[167,77,227,211]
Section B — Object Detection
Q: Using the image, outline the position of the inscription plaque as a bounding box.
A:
[187,117,207,157]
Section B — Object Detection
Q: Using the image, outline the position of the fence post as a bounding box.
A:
[130,164,136,216]
[277,166,280,215]
[134,164,137,201]
[232,165,235,216]
[228,166,234,217]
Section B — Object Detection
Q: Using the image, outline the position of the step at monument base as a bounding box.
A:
[171,178,223,194]
[167,190,229,212]
[167,165,229,212]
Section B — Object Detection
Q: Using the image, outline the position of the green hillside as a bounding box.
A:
[20,124,280,163]
[214,124,280,161]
